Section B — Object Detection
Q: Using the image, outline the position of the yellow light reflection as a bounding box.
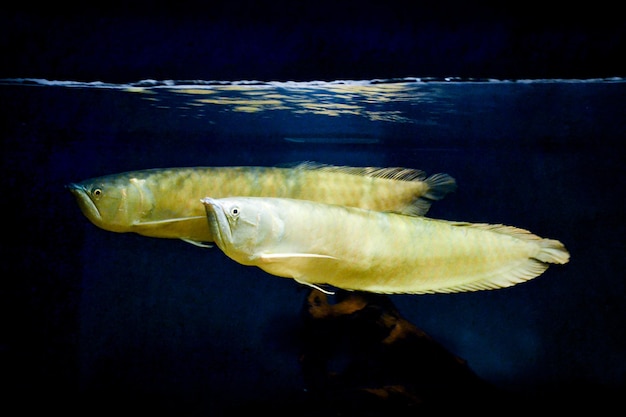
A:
[151,81,421,122]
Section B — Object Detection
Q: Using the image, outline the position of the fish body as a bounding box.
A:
[201,197,569,294]
[67,163,456,245]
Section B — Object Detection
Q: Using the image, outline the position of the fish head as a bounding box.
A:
[66,173,155,233]
[201,197,283,265]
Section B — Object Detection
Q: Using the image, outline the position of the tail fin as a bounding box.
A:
[403,173,457,216]
[535,238,570,264]
[413,224,570,294]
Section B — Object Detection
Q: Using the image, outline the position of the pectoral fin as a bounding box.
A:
[180,238,213,248]
[253,253,338,294]
[134,216,206,226]
[259,253,338,262]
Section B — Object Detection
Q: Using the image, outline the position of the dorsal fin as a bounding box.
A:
[292,161,457,216]
[292,161,428,181]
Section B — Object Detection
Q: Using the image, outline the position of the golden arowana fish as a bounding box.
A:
[67,163,456,247]
[201,197,569,294]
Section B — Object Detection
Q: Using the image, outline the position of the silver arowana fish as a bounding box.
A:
[201,197,570,294]
[67,163,456,247]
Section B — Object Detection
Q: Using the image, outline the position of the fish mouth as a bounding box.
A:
[201,197,231,250]
[66,183,103,223]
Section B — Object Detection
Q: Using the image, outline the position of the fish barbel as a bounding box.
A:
[201,197,569,294]
[67,163,456,246]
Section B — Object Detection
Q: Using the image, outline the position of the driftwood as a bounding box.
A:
[297,289,511,415]
[229,289,515,416]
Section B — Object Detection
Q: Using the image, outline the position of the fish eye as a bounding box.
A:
[230,206,240,217]
[92,188,103,200]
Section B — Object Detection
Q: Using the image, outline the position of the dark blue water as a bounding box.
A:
[2,78,625,414]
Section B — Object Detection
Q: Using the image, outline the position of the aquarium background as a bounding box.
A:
[2,2,625,415]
